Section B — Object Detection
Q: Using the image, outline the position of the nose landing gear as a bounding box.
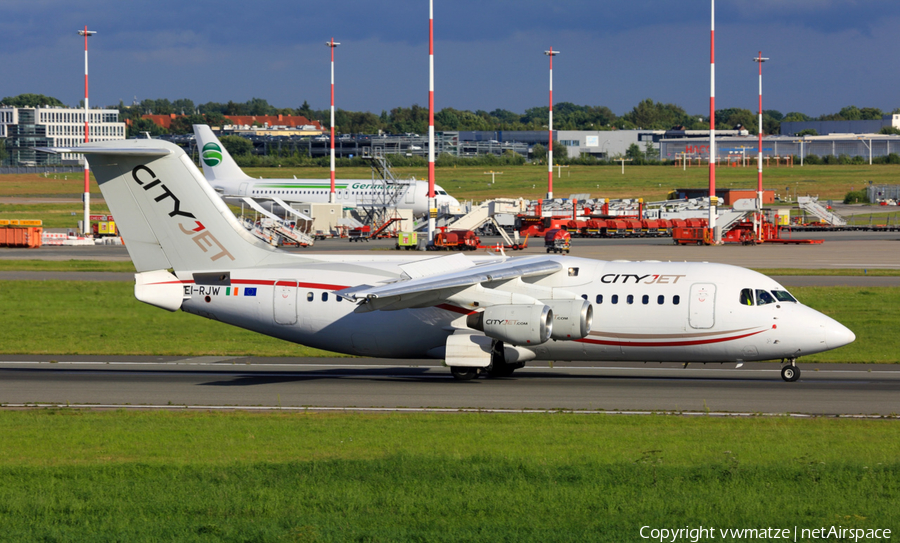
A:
[780,358,800,382]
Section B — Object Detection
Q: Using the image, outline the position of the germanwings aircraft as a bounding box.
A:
[192,124,459,215]
[46,140,854,382]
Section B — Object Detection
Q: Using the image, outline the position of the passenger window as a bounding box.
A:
[581,294,588,300]
[306,292,314,302]
[322,292,329,302]
[657,295,664,305]
[756,289,776,306]
[642,295,649,305]
[626,295,634,305]
[611,294,619,305]
[740,288,755,306]
[596,294,603,304]
[336,295,342,302]
[673,295,680,305]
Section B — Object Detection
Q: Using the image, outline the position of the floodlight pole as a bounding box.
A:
[544,47,559,200]
[427,0,436,246]
[753,52,769,241]
[708,1,718,243]
[78,26,96,236]
[326,38,340,204]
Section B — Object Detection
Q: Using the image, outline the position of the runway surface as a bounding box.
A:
[1,357,898,417]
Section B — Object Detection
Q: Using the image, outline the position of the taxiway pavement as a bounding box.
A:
[1,357,897,416]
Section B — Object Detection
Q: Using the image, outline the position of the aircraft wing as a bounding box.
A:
[337,255,563,312]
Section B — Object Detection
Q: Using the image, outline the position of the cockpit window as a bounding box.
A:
[740,288,754,306]
[772,290,797,303]
[755,289,776,306]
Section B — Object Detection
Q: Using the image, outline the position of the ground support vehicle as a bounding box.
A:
[431,229,480,250]
[544,228,571,254]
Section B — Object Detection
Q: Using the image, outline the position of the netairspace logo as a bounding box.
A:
[639,525,892,542]
[202,142,223,167]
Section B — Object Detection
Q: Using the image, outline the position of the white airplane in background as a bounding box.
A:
[44,140,855,382]
[192,124,459,216]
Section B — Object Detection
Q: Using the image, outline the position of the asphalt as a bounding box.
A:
[0,357,897,416]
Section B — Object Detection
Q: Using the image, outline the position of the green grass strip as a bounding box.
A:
[0,280,340,357]
[754,268,900,276]
[0,410,895,541]
[0,259,135,272]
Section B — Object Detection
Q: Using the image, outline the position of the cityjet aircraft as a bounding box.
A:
[45,140,855,382]
[192,124,459,216]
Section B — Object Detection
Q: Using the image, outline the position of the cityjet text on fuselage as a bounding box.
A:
[600,274,686,285]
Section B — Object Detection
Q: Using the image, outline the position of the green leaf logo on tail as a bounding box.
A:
[202,142,223,167]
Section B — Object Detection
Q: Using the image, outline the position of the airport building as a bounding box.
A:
[0,105,126,166]
[781,114,900,136]
[659,134,900,164]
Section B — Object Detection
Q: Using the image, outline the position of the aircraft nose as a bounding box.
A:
[824,321,856,350]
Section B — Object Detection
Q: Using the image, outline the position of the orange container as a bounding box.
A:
[0,227,43,248]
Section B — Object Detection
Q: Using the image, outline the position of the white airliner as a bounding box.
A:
[192,124,459,215]
[45,140,855,382]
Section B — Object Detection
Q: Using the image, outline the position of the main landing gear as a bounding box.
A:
[449,341,525,381]
[780,358,800,382]
[450,367,478,381]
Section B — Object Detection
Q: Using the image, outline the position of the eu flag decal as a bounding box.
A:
[244,287,257,297]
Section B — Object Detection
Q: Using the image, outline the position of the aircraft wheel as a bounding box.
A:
[781,364,800,382]
[488,361,523,378]
[450,367,478,381]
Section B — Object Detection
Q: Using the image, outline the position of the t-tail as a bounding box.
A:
[41,139,302,275]
[192,124,252,185]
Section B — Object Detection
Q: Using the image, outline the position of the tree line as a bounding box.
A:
[2,93,898,138]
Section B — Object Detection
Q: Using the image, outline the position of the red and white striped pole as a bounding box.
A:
[708,1,717,242]
[78,26,96,236]
[544,47,559,200]
[754,52,769,241]
[427,0,436,245]
[326,38,340,204]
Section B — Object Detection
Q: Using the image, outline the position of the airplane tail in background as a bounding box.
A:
[192,124,253,184]
[43,140,303,273]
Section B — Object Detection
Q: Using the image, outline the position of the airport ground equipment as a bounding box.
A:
[544,229,571,253]
[797,196,847,226]
[396,231,418,250]
[0,220,43,248]
[431,229,480,250]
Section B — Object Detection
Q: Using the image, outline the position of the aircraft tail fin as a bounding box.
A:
[192,124,252,184]
[41,140,304,272]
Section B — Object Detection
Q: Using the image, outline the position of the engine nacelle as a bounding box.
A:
[541,299,593,340]
[466,304,552,346]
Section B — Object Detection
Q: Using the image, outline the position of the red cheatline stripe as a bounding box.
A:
[577,329,765,348]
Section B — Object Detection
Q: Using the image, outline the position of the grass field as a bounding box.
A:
[0,202,111,229]
[0,410,895,541]
[0,280,895,362]
[3,164,898,204]
[0,259,135,272]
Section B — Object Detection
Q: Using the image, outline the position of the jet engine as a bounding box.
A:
[466,304,553,346]
[541,299,593,340]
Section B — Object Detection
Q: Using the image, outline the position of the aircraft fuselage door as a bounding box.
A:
[238,182,249,196]
[688,283,716,329]
[274,280,298,325]
[406,185,416,205]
